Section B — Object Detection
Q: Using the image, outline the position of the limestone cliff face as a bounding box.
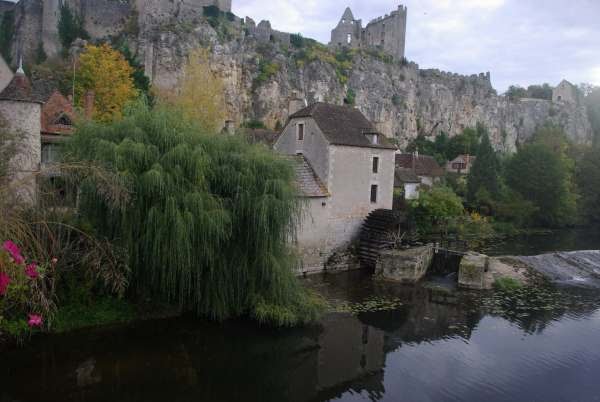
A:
[4,2,593,150]
[137,20,592,150]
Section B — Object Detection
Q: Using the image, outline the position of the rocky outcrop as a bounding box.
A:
[4,5,594,149]
[375,245,434,283]
[132,19,592,150]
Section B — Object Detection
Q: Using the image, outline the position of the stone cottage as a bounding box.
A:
[0,62,76,203]
[446,154,476,175]
[395,152,444,186]
[274,102,397,274]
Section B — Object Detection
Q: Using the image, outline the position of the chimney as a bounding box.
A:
[83,91,95,119]
[224,120,235,135]
[288,91,307,117]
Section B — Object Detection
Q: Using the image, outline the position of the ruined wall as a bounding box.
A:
[363,5,407,61]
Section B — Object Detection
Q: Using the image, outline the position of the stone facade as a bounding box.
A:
[275,104,397,274]
[330,5,407,61]
[552,79,580,104]
[244,17,290,47]
[375,245,434,283]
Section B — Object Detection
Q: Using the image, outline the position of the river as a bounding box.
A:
[1,229,600,402]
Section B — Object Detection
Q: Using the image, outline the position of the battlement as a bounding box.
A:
[330,5,407,61]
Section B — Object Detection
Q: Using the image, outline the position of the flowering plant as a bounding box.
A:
[0,240,56,342]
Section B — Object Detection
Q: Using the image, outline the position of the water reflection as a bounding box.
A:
[2,271,600,402]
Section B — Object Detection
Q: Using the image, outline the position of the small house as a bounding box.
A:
[395,152,444,186]
[446,154,476,175]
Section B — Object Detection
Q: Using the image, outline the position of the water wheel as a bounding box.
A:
[358,209,406,268]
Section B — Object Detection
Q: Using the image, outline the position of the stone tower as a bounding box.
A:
[329,5,407,61]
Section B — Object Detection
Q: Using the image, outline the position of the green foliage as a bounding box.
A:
[467,131,500,207]
[493,277,523,292]
[583,85,600,146]
[35,43,47,64]
[254,59,280,87]
[242,120,267,129]
[575,147,600,223]
[293,42,353,84]
[406,124,483,164]
[0,10,14,64]
[505,84,553,101]
[344,88,356,105]
[391,94,402,106]
[58,3,89,50]
[115,41,152,100]
[53,297,135,333]
[409,186,465,234]
[506,133,577,227]
[290,33,304,48]
[66,102,322,326]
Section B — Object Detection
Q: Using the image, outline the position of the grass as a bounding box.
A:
[52,297,136,333]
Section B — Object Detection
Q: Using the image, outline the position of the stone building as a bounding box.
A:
[552,79,580,104]
[395,152,443,187]
[446,154,476,175]
[0,61,76,203]
[274,102,397,274]
[330,5,407,61]
[244,17,291,46]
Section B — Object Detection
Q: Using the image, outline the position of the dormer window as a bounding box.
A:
[297,123,304,141]
[54,113,73,126]
[365,133,379,145]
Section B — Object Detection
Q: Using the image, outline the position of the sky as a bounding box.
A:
[232,0,600,92]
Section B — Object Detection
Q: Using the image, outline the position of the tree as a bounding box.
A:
[505,85,528,101]
[581,85,600,147]
[57,3,88,50]
[467,131,500,209]
[506,143,576,227]
[575,147,600,223]
[66,102,322,326]
[0,10,14,64]
[158,48,226,133]
[526,83,553,100]
[409,186,464,234]
[75,44,138,122]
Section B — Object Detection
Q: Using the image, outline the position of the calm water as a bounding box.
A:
[2,230,600,402]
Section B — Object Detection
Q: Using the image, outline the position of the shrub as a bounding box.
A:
[344,88,356,105]
[290,33,304,48]
[254,59,280,87]
[409,186,464,235]
[493,277,523,292]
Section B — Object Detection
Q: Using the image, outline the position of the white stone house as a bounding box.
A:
[394,168,420,201]
[274,103,397,274]
[446,154,476,175]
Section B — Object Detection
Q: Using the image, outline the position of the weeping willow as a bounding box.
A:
[65,102,322,325]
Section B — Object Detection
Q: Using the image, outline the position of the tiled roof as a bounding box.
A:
[289,102,397,150]
[0,72,45,103]
[395,168,421,185]
[286,155,329,198]
[396,153,444,177]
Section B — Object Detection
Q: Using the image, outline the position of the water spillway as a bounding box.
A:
[518,250,600,288]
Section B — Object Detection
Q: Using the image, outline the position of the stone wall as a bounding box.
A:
[0,99,42,203]
[363,5,407,61]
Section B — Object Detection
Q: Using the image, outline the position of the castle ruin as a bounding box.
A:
[330,6,407,61]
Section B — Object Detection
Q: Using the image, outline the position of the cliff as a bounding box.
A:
[3,3,593,150]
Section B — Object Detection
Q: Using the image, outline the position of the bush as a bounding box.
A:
[344,88,356,105]
[254,59,280,87]
[66,102,323,326]
[409,186,464,235]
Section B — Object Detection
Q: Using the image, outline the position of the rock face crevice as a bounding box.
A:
[3,3,593,149]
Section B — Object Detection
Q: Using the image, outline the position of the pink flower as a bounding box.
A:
[28,314,43,327]
[51,258,58,265]
[25,263,39,279]
[2,240,25,265]
[0,272,10,296]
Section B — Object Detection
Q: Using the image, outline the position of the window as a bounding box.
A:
[54,114,73,126]
[452,162,466,170]
[370,184,378,203]
[372,157,379,173]
[297,123,304,141]
[347,33,352,44]
[41,143,60,164]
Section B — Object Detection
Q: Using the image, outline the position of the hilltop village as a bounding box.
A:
[0,0,599,347]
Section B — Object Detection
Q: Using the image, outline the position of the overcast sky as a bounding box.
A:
[233,0,600,92]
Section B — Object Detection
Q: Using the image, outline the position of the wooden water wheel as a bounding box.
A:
[358,209,406,268]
